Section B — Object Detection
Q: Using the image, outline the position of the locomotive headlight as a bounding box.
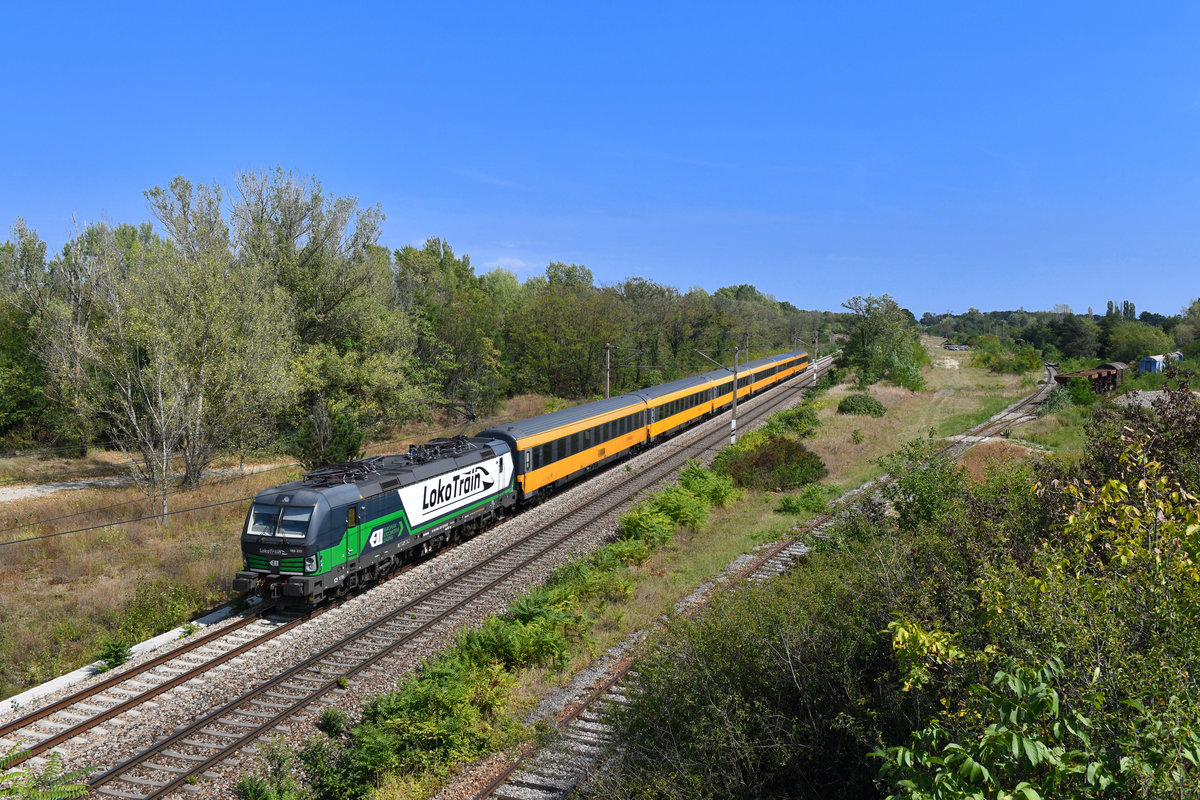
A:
[305,555,318,573]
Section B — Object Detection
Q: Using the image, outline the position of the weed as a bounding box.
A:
[94,636,131,673]
[335,675,349,690]
[179,621,201,638]
[317,706,349,737]
[851,428,864,444]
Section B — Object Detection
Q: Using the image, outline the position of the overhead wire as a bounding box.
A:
[0,462,300,542]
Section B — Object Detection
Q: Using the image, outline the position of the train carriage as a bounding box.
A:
[478,394,649,501]
[631,374,715,441]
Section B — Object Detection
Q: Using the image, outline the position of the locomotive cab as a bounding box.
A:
[232,483,355,600]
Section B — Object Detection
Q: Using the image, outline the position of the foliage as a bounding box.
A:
[115,580,207,643]
[715,434,828,490]
[648,484,709,529]
[765,403,821,437]
[838,294,928,390]
[0,742,93,799]
[876,658,1131,800]
[875,434,966,533]
[1037,386,1072,416]
[599,535,918,800]
[969,336,1042,374]
[1062,377,1096,407]
[1105,319,1175,364]
[838,393,887,417]
[677,459,741,507]
[317,706,349,737]
[93,636,132,673]
[776,483,832,514]
[235,735,307,800]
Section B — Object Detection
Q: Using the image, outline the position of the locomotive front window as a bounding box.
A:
[245,503,313,539]
[279,507,313,538]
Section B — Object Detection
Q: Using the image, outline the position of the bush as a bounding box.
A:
[776,484,831,515]
[837,393,886,417]
[616,505,675,545]
[318,706,349,737]
[1064,376,1097,407]
[772,404,821,437]
[677,460,740,507]
[94,636,132,673]
[649,485,708,529]
[1039,385,1073,415]
[716,436,828,490]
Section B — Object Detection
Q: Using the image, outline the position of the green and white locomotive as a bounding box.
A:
[233,436,516,604]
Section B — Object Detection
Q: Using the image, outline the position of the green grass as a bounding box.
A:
[1014,405,1091,454]
[932,395,1015,437]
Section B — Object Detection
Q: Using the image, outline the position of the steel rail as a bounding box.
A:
[89,364,822,797]
[473,358,1053,799]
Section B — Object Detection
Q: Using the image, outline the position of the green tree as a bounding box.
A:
[233,168,427,462]
[838,294,928,389]
[1106,320,1174,363]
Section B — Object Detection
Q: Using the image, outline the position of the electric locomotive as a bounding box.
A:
[232,436,515,603]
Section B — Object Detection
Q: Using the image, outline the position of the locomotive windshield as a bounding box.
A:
[245,504,313,539]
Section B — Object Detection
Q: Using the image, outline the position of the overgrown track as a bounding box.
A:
[474,362,1054,799]
[82,360,828,798]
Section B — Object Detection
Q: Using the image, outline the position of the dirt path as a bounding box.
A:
[0,464,288,504]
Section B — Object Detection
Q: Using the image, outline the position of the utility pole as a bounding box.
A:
[605,343,611,399]
[731,346,739,445]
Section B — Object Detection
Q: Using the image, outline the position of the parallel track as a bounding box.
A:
[474,362,1054,799]
[81,360,826,797]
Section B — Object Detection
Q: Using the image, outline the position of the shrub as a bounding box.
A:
[717,436,828,490]
[837,393,886,417]
[677,460,740,507]
[773,403,821,437]
[318,706,349,737]
[776,484,831,515]
[1064,376,1097,407]
[94,636,132,673]
[649,485,708,529]
[1039,385,1073,415]
[616,505,675,545]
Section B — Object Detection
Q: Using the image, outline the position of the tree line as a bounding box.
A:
[923,299,1200,365]
[0,169,837,507]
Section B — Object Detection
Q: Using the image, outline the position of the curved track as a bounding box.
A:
[474,363,1055,800]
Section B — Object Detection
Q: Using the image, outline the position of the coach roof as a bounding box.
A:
[477,393,645,441]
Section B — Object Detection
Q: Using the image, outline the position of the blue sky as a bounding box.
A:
[2,2,1197,317]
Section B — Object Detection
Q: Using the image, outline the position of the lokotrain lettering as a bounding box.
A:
[421,465,496,512]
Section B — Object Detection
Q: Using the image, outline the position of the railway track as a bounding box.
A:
[473,363,1055,800]
[7,358,825,797]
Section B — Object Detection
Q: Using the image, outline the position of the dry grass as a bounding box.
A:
[957,440,1041,482]
[807,341,1035,487]
[0,448,127,483]
[0,393,571,701]
[0,467,299,699]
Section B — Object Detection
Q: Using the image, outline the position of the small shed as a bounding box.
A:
[1139,353,1182,374]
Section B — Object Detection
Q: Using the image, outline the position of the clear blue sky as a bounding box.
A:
[3,2,1197,317]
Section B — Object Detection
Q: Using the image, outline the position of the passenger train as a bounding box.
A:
[233,350,810,604]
